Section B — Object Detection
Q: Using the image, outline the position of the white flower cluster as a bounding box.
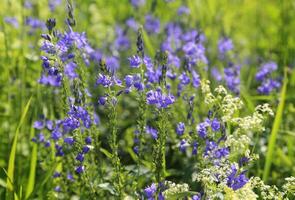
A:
[162,181,189,198]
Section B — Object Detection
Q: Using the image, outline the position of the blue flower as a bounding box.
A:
[75,165,85,174]
[197,120,209,138]
[64,62,78,79]
[211,118,220,132]
[176,122,185,135]
[4,17,19,28]
[178,6,190,15]
[146,88,175,108]
[227,165,248,190]
[144,183,157,198]
[64,137,75,145]
[85,136,92,144]
[218,37,233,56]
[76,153,84,162]
[146,126,158,139]
[179,139,188,153]
[98,96,107,105]
[255,61,277,81]
[128,55,142,68]
[145,15,160,34]
[96,74,112,87]
[192,70,200,88]
[178,72,190,85]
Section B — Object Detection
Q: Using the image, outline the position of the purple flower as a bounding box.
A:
[126,18,139,31]
[64,62,78,79]
[146,126,158,139]
[192,194,201,200]
[64,137,75,145]
[178,6,190,15]
[192,70,200,88]
[224,63,241,94]
[255,61,277,81]
[179,139,188,153]
[34,120,44,129]
[128,55,142,68]
[227,165,248,190]
[211,67,223,82]
[176,122,185,135]
[48,0,62,12]
[125,75,134,88]
[114,26,130,51]
[145,15,160,34]
[257,78,280,94]
[4,17,19,28]
[144,183,157,198]
[75,165,85,174]
[197,120,209,138]
[192,141,198,155]
[51,129,62,140]
[146,88,175,108]
[96,74,112,87]
[211,118,220,132]
[76,153,84,162]
[82,146,90,153]
[130,0,145,7]
[98,96,107,105]
[218,37,233,56]
[85,136,92,144]
[178,72,190,85]
[67,173,74,181]
[106,56,120,74]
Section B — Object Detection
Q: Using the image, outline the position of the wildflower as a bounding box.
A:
[144,183,157,198]
[128,55,142,68]
[255,61,277,81]
[178,72,190,85]
[179,139,188,153]
[178,6,190,15]
[85,136,92,144]
[34,120,44,129]
[257,78,280,95]
[82,146,90,153]
[96,74,112,87]
[146,126,158,139]
[76,153,84,162]
[226,165,248,190]
[125,75,134,88]
[192,70,201,88]
[218,37,233,56]
[64,62,78,79]
[211,118,221,132]
[75,165,85,174]
[176,122,185,135]
[192,141,198,155]
[126,18,139,31]
[145,15,160,34]
[64,137,75,145]
[130,0,145,7]
[197,120,210,138]
[146,88,175,108]
[4,17,19,28]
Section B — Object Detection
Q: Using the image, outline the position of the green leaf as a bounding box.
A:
[6,97,32,192]
[25,142,38,199]
[142,30,155,58]
[100,148,113,159]
[263,69,288,182]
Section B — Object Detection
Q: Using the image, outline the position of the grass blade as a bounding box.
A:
[25,142,37,199]
[6,97,32,192]
[263,69,288,182]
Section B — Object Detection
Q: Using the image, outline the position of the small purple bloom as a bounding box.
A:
[145,15,160,34]
[128,55,142,68]
[98,96,107,105]
[176,122,185,135]
[211,118,220,132]
[178,72,190,85]
[75,165,85,174]
[64,137,75,145]
[76,153,84,162]
[146,126,158,139]
[85,136,92,144]
[34,120,44,129]
[218,37,233,55]
[82,146,90,153]
[144,183,157,198]
[4,17,19,28]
